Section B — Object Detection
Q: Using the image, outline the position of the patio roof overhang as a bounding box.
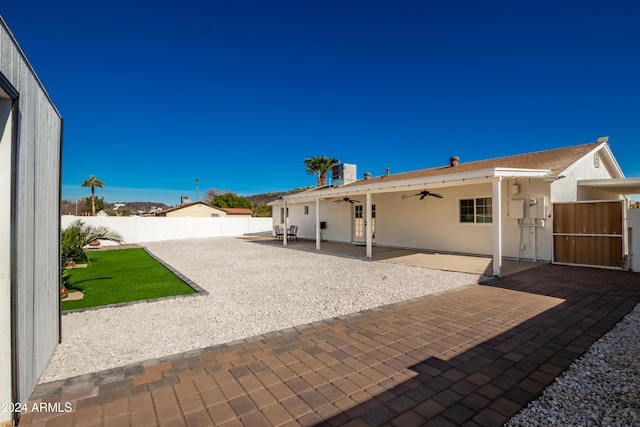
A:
[577,178,640,195]
[274,167,551,204]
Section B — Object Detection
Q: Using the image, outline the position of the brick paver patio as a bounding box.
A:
[18,264,640,426]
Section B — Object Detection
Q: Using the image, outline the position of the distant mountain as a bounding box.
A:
[245,187,312,205]
[61,188,312,216]
[104,202,170,214]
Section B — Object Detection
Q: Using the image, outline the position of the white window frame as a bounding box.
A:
[458,196,493,224]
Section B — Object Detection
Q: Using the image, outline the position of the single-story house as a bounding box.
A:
[1,16,63,425]
[270,138,640,276]
[157,202,253,217]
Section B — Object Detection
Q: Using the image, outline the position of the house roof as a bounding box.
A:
[272,140,617,204]
[220,208,254,215]
[160,201,224,214]
[343,142,603,189]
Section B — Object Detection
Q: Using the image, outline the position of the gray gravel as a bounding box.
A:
[506,302,640,427]
[40,237,483,383]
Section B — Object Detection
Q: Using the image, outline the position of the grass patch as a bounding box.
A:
[62,248,196,311]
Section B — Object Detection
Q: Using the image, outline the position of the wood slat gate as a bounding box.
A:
[553,200,624,268]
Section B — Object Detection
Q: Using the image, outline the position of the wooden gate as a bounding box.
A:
[553,200,624,268]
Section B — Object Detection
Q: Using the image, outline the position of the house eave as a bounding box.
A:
[274,168,551,204]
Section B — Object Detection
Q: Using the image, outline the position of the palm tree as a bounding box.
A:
[303,156,339,187]
[81,175,104,216]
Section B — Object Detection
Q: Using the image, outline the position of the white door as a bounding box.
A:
[353,204,375,243]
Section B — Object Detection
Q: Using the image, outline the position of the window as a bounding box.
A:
[459,198,492,223]
[304,206,309,215]
[280,207,289,223]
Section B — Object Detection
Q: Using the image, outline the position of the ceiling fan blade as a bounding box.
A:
[431,193,443,198]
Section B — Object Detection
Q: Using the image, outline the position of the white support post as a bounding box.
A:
[283,200,288,246]
[366,193,372,259]
[315,198,321,251]
[493,177,503,277]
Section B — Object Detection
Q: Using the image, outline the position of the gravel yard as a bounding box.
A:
[40,237,483,383]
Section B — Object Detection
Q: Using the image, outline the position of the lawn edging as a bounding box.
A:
[62,247,208,315]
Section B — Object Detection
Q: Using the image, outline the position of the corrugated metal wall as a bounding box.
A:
[0,17,63,405]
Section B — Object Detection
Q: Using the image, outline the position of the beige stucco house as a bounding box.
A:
[270,138,640,276]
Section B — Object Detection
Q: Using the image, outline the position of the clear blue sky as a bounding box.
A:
[2,1,639,205]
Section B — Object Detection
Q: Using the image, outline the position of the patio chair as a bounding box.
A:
[274,225,284,240]
[287,225,299,241]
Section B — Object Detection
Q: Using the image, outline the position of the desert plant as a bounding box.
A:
[61,220,123,266]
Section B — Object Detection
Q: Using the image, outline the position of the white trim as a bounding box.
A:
[273,168,551,204]
[577,178,640,194]
[457,195,494,225]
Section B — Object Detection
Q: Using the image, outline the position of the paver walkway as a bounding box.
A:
[18,265,640,426]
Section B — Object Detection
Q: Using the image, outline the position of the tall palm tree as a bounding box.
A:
[81,175,104,216]
[303,156,339,187]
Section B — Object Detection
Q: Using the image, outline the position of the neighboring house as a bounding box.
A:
[159,202,229,217]
[270,138,640,276]
[219,207,254,217]
[0,16,63,425]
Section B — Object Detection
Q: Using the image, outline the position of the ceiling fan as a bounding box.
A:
[334,197,361,204]
[402,190,443,200]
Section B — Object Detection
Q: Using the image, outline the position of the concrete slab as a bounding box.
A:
[257,238,542,276]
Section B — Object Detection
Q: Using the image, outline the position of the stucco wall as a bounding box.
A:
[551,148,620,202]
[274,177,556,262]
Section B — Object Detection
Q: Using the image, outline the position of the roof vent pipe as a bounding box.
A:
[450,156,459,167]
[364,172,371,180]
[385,168,390,176]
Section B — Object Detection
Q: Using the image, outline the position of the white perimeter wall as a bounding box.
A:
[62,216,272,244]
[629,209,640,272]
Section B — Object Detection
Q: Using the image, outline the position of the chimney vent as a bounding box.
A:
[385,167,390,176]
[449,156,459,167]
[364,172,371,180]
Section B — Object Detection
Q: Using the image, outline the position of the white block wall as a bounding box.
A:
[61,216,273,244]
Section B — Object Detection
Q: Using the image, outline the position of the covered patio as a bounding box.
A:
[252,237,542,277]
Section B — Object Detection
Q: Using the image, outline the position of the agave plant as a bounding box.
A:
[61,220,123,266]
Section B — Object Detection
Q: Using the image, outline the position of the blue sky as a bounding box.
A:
[2,1,639,205]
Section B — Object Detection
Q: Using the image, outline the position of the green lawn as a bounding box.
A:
[62,248,196,311]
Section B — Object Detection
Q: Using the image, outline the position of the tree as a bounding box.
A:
[83,196,104,215]
[81,175,105,216]
[252,203,272,217]
[303,156,339,186]
[211,192,252,209]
